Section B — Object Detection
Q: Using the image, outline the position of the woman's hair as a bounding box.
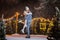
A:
[25,6,30,11]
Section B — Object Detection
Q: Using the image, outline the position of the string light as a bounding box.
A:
[4,12,20,21]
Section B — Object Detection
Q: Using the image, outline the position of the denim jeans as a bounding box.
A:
[26,20,31,37]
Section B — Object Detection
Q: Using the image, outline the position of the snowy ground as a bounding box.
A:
[6,34,48,40]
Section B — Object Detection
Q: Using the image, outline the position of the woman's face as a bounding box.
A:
[26,9,30,13]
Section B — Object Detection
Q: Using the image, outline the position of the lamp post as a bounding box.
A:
[12,12,20,35]
[16,12,19,33]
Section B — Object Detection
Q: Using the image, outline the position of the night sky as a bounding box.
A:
[0,0,60,19]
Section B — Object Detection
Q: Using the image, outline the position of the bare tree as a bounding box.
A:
[34,0,49,10]
[34,0,57,10]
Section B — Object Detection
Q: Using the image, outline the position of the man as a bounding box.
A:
[21,6,32,38]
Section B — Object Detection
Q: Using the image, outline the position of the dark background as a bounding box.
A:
[0,0,60,18]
